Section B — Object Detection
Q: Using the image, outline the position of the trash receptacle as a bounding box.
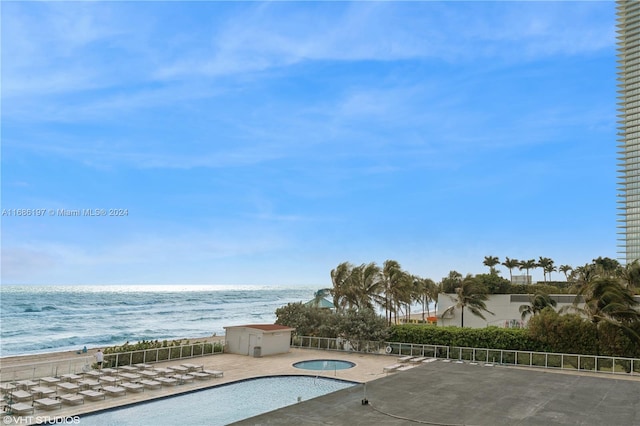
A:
[253,346,262,358]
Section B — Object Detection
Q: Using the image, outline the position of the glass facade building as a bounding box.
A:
[617,0,640,263]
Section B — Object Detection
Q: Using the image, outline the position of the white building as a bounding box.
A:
[437,294,580,328]
[223,324,295,357]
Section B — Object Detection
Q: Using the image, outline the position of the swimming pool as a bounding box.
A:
[80,376,356,425]
[293,359,356,370]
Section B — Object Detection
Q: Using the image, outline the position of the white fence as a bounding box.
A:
[290,336,640,376]
[0,342,224,382]
[0,356,93,382]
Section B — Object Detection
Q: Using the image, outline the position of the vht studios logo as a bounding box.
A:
[2,415,80,425]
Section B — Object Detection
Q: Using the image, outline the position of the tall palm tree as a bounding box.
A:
[538,257,553,282]
[519,293,557,320]
[502,257,520,283]
[380,260,409,325]
[349,263,382,310]
[545,263,557,282]
[483,256,500,275]
[443,275,493,327]
[415,277,437,320]
[559,264,573,281]
[519,259,537,284]
[330,262,354,310]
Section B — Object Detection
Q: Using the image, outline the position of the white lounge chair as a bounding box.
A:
[15,380,38,390]
[6,402,34,415]
[180,363,203,372]
[152,367,173,376]
[173,374,194,384]
[155,377,178,386]
[31,386,56,398]
[9,390,33,402]
[39,377,60,386]
[56,382,79,392]
[0,383,16,393]
[79,389,105,400]
[99,376,120,385]
[120,382,144,393]
[118,372,141,381]
[118,365,138,372]
[34,397,62,410]
[139,379,161,390]
[189,372,210,380]
[397,356,415,363]
[203,370,223,378]
[78,379,101,390]
[168,365,188,373]
[383,364,402,373]
[397,365,416,371]
[58,393,84,405]
[103,386,126,397]
[60,373,83,382]
[134,363,153,370]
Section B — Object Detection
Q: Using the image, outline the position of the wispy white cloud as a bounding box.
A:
[1,225,290,284]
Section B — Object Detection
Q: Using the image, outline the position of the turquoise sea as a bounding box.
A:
[0,285,316,357]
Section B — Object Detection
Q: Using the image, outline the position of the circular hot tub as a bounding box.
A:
[293,359,356,370]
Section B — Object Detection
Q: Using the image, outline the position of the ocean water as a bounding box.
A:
[0,285,316,357]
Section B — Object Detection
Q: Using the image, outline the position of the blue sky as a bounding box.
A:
[1,1,616,286]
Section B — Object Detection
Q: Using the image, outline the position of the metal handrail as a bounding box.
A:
[290,335,639,376]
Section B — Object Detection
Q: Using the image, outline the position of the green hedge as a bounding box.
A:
[389,316,640,359]
[100,339,223,368]
[389,325,545,352]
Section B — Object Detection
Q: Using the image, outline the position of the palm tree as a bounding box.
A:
[410,276,437,322]
[519,259,537,284]
[559,264,573,281]
[620,259,640,291]
[592,257,621,278]
[483,256,500,275]
[380,260,409,325]
[502,257,520,283]
[519,293,557,321]
[569,263,598,293]
[563,277,640,352]
[330,262,354,310]
[538,257,554,282]
[349,263,382,310]
[443,275,494,327]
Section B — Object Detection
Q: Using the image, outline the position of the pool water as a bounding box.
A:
[80,376,356,425]
[293,359,356,370]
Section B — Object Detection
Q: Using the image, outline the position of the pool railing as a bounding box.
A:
[290,335,640,377]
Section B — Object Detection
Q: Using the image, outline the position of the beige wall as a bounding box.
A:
[224,326,292,356]
[436,294,579,328]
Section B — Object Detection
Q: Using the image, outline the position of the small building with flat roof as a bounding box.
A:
[223,324,295,357]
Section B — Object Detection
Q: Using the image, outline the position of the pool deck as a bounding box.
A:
[2,350,640,425]
[233,359,640,426]
[0,349,393,425]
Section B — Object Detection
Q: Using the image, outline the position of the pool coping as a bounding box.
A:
[78,374,360,421]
